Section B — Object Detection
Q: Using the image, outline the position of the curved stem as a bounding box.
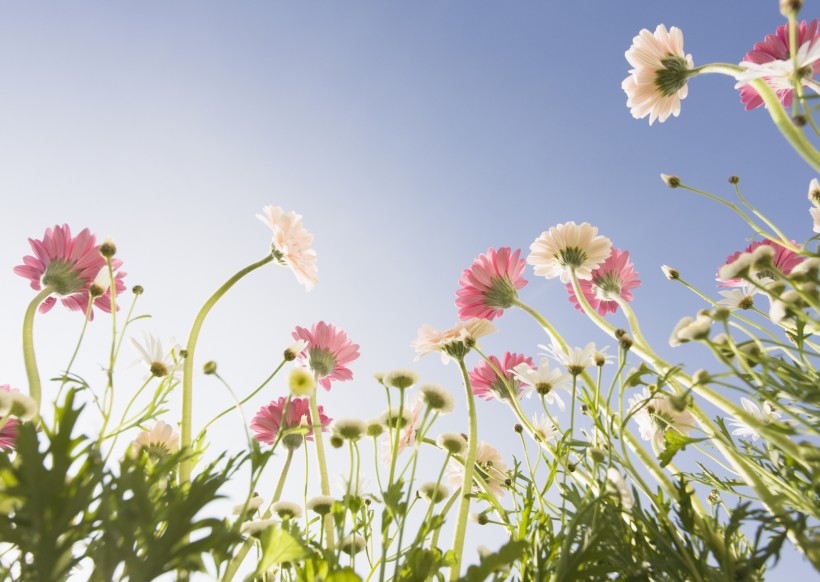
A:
[179,254,274,486]
[22,287,53,413]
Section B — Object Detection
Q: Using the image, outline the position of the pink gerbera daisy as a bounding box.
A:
[469,352,534,402]
[0,385,21,452]
[717,239,803,287]
[13,225,126,319]
[566,248,641,316]
[292,322,360,391]
[257,206,318,291]
[737,20,820,111]
[250,396,331,445]
[456,247,528,321]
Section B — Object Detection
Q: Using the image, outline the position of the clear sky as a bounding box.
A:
[0,1,816,578]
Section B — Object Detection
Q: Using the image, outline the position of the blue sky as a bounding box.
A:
[0,1,816,577]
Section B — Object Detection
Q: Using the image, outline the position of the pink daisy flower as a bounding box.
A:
[0,385,21,453]
[566,248,641,316]
[456,247,528,321]
[13,224,126,319]
[717,239,803,287]
[737,20,820,111]
[292,322,360,391]
[250,396,331,445]
[469,352,534,402]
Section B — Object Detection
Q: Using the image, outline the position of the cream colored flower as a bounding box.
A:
[527,222,612,283]
[131,420,180,460]
[447,440,509,500]
[257,206,318,291]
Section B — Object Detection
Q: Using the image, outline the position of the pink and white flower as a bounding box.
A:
[14,224,127,319]
[566,248,640,316]
[257,206,318,291]
[292,322,359,391]
[622,24,694,125]
[456,247,527,321]
[469,352,534,402]
[447,440,509,500]
[717,239,802,287]
[250,396,331,445]
[412,319,497,364]
[735,20,820,111]
[527,222,612,283]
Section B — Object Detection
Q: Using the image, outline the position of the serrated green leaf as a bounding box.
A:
[255,526,311,574]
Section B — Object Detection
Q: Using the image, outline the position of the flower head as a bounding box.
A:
[622,24,694,125]
[131,332,182,380]
[735,20,820,111]
[257,206,318,290]
[730,397,782,441]
[531,414,559,442]
[447,440,509,500]
[456,247,528,321]
[628,387,695,451]
[543,342,597,376]
[468,352,534,402]
[14,224,127,319]
[527,222,612,283]
[250,397,331,446]
[718,284,758,311]
[717,239,802,287]
[292,322,359,391]
[566,248,640,316]
[412,319,497,364]
[130,420,180,461]
[512,358,572,410]
[419,384,455,414]
[0,386,21,452]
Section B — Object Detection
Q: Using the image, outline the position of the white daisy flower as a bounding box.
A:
[527,222,613,283]
[730,397,782,441]
[718,284,758,311]
[628,387,695,452]
[131,332,182,380]
[511,358,571,411]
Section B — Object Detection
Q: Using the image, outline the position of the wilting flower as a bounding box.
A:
[456,247,528,321]
[412,319,497,364]
[566,249,640,316]
[717,239,802,287]
[735,20,820,111]
[527,222,612,283]
[14,224,127,319]
[622,24,694,125]
[250,397,331,446]
[130,421,180,461]
[292,322,360,391]
[379,395,423,464]
[257,206,318,291]
[628,387,696,451]
[131,332,182,379]
[730,397,782,441]
[447,440,509,500]
[512,358,572,411]
[469,352,534,402]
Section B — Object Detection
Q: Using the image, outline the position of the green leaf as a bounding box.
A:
[325,567,362,582]
[658,431,709,468]
[463,539,526,582]
[255,526,311,574]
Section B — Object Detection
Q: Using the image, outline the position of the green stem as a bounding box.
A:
[309,390,335,551]
[22,287,53,413]
[179,254,274,486]
[449,357,478,582]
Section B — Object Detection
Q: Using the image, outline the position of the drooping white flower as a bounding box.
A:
[531,414,560,442]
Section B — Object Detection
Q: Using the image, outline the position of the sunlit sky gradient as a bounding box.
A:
[0,1,817,578]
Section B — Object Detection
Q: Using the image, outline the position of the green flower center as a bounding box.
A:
[558,247,587,269]
[593,272,622,300]
[483,276,518,309]
[150,362,169,378]
[309,347,337,377]
[41,260,86,295]
[143,442,171,462]
[655,54,691,97]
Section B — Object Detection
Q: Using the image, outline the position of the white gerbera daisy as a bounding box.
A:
[131,332,182,380]
[527,222,613,283]
[511,358,571,411]
[718,284,758,311]
[622,25,694,125]
[256,206,318,291]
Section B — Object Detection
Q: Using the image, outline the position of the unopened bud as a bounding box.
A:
[514,424,523,434]
[728,176,740,184]
[203,361,217,375]
[614,328,627,339]
[132,285,144,295]
[179,349,189,359]
[793,114,807,127]
[660,173,680,188]
[780,0,802,17]
[661,265,679,281]
[329,434,344,448]
[619,335,633,351]
[99,238,117,258]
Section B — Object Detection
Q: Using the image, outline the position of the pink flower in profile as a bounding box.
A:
[717,239,803,287]
[0,386,21,452]
[13,225,126,319]
[292,322,360,391]
[250,397,331,445]
[737,20,820,111]
[456,247,528,321]
[257,206,318,291]
[566,248,640,316]
[469,352,534,402]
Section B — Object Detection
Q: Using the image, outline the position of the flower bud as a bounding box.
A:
[99,238,117,258]
[288,368,315,397]
[660,174,680,188]
[203,361,217,375]
[728,176,740,184]
[661,265,679,281]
